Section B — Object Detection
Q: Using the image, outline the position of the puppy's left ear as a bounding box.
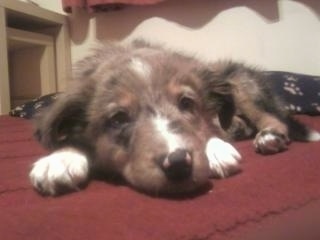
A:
[198,69,235,130]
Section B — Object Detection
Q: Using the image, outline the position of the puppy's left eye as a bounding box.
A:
[178,96,195,112]
[107,111,131,129]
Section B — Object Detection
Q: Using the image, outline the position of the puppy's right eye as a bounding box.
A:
[178,96,195,113]
[107,111,131,129]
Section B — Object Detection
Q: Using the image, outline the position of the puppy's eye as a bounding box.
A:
[107,111,130,129]
[178,96,195,112]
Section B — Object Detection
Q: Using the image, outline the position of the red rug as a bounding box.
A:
[1,115,320,240]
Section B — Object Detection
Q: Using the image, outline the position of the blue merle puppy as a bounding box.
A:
[29,40,320,196]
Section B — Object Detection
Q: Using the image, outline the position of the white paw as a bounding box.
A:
[307,130,320,142]
[29,148,89,195]
[254,129,289,154]
[205,137,242,178]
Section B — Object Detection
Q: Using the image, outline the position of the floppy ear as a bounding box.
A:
[34,83,93,150]
[199,68,235,130]
[34,45,110,149]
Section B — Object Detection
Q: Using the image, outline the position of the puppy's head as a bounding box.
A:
[35,43,234,195]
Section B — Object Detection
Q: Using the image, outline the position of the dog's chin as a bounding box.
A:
[123,165,212,197]
[134,179,213,198]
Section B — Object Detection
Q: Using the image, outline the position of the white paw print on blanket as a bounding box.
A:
[284,82,303,96]
[284,75,298,82]
[285,104,302,113]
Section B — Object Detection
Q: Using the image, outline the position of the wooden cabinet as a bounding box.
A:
[0,0,71,114]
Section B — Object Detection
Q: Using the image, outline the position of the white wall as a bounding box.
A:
[37,0,320,75]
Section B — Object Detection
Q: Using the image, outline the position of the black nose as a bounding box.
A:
[162,149,192,181]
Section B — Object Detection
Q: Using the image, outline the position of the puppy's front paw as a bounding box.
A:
[205,138,242,178]
[254,129,290,154]
[29,148,89,195]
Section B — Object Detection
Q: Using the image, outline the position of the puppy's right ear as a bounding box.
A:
[34,84,93,150]
[34,45,108,149]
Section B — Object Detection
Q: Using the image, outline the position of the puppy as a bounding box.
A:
[29,40,320,196]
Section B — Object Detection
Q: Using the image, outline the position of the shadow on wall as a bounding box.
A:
[68,0,320,45]
[293,0,320,19]
[69,0,280,44]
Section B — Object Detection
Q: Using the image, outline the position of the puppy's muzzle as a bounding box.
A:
[160,149,192,181]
